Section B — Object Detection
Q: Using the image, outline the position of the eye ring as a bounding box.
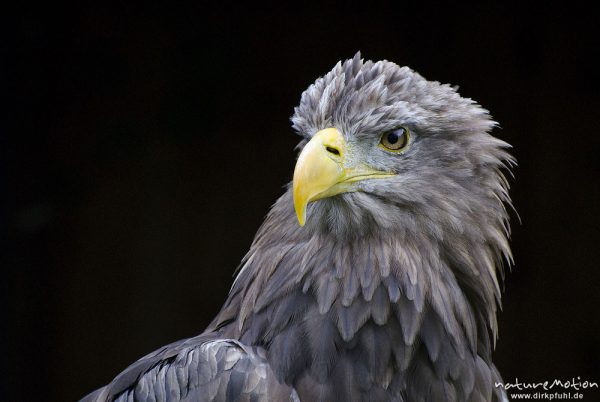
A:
[379,127,410,152]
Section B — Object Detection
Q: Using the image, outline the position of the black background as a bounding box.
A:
[5,3,600,401]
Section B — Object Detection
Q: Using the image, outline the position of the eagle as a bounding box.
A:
[82,53,514,402]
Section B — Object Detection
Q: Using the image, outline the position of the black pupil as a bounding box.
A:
[387,131,400,144]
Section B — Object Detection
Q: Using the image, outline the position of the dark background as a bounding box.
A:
[5,3,599,401]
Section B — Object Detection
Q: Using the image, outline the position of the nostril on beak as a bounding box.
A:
[326,146,340,156]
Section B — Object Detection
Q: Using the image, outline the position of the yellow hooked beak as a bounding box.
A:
[293,128,395,226]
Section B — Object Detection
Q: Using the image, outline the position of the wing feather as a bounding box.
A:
[80,338,296,402]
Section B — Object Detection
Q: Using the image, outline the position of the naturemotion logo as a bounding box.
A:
[496,377,598,400]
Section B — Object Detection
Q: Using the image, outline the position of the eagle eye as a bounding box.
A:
[379,127,410,152]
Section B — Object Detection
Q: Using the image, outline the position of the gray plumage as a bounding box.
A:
[82,52,514,402]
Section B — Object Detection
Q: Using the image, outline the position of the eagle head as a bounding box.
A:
[291,52,513,252]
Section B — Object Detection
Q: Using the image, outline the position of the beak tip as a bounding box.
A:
[293,188,307,227]
[295,204,306,227]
